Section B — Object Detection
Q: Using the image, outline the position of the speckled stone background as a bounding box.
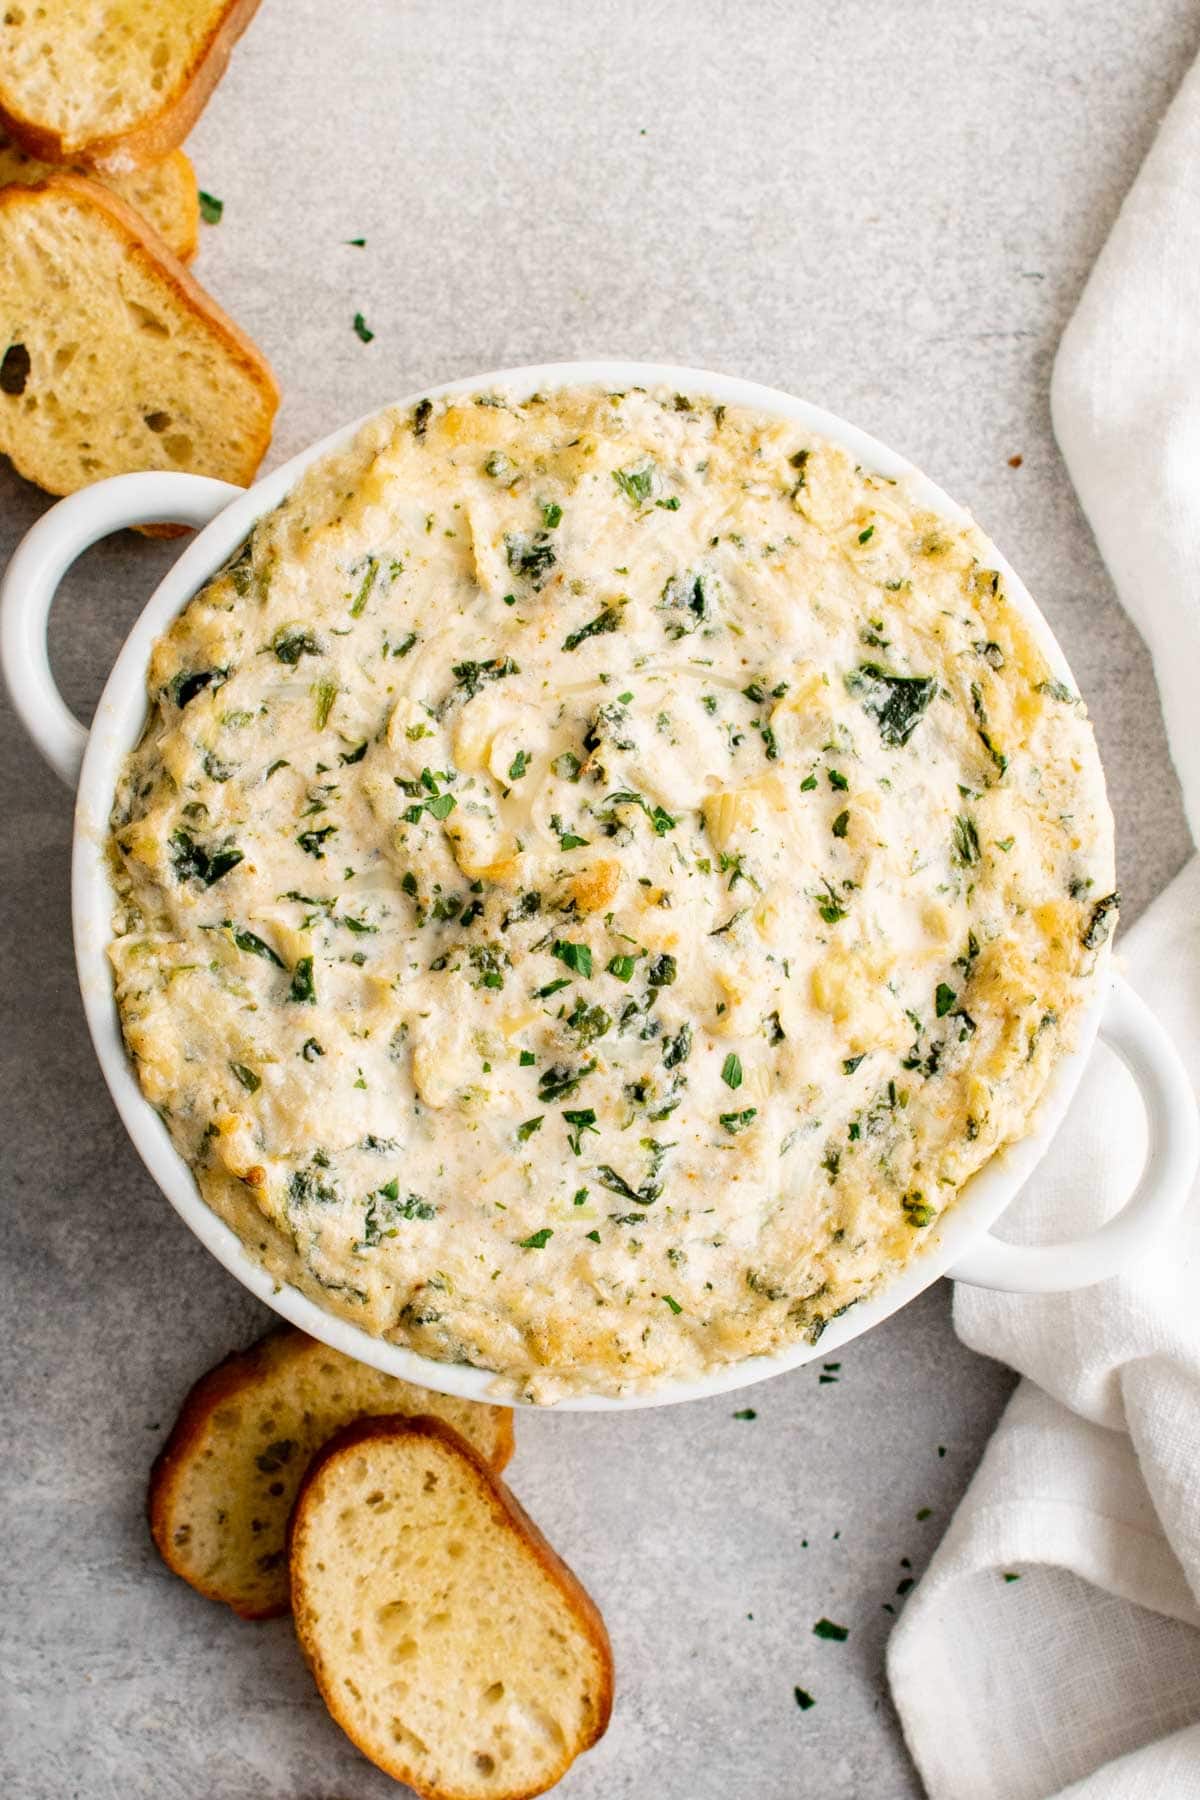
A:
[2,3,1197,1796]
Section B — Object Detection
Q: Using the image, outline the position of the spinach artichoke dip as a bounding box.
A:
[108,385,1117,1402]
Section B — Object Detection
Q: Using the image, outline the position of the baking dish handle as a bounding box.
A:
[948,973,1197,1293]
[0,472,241,788]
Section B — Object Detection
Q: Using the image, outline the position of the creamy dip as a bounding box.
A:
[108,384,1116,1401]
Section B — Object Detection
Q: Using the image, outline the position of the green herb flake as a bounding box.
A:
[952,814,980,866]
[553,940,593,978]
[935,982,957,1017]
[508,749,530,782]
[198,190,224,225]
[353,311,374,343]
[832,809,850,839]
[794,1687,816,1712]
[230,1061,260,1093]
[812,1618,848,1642]
[519,1227,553,1249]
[233,927,284,967]
[541,500,563,529]
[734,1408,757,1420]
[517,1116,545,1142]
[607,954,637,982]
[721,1052,743,1090]
[563,606,622,653]
[662,1294,683,1314]
[288,956,316,1004]
[719,1107,757,1135]
[613,464,655,506]
[857,524,875,544]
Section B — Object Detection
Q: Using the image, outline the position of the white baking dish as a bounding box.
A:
[4,361,1195,1408]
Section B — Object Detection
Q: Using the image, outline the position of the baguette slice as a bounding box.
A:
[0,174,277,509]
[290,1416,613,1800]
[0,0,262,170]
[149,1329,515,1621]
[0,131,199,260]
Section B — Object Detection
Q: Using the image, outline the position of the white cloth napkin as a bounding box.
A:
[887,49,1200,1800]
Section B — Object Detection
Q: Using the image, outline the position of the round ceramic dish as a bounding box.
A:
[4,361,1196,1409]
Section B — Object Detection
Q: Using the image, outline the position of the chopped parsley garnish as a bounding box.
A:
[507,749,530,782]
[607,954,638,982]
[563,606,622,653]
[952,815,980,866]
[563,1109,599,1154]
[813,881,847,925]
[721,1053,743,1090]
[519,1049,536,1066]
[935,982,957,1017]
[585,1229,601,1243]
[812,1619,848,1642]
[553,939,593,977]
[352,311,374,343]
[413,398,432,435]
[647,953,676,987]
[719,1108,757,1134]
[828,768,849,790]
[517,1117,545,1142]
[519,1227,553,1249]
[734,1408,757,1420]
[288,956,316,1003]
[613,464,655,505]
[198,190,223,224]
[857,524,875,544]
[832,809,850,838]
[843,1054,865,1075]
[348,555,378,617]
[662,1022,692,1068]
[847,663,938,747]
[603,789,676,835]
[552,750,582,781]
[541,500,563,529]
[902,1192,934,1227]
[662,1294,683,1314]
[314,679,337,728]
[230,1062,260,1092]
[232,927,284,966]
[794,1687,816,1711]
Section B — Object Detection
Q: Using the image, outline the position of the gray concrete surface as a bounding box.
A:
[2,3,1196,1796]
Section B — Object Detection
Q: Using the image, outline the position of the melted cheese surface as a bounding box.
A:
[109,386,1116,1401]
